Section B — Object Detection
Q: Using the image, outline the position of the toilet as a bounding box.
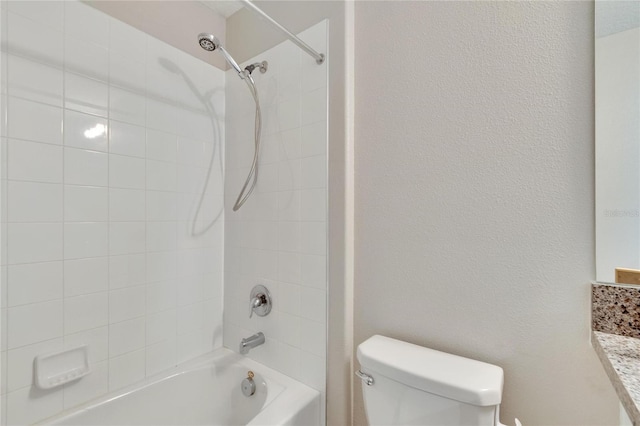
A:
[357,335,517,426]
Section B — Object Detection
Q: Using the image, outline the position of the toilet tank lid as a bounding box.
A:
[357,335,504,407]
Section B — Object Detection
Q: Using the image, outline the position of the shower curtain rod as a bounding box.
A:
[239,0,325,64]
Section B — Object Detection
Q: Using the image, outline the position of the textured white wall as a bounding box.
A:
[354,2,618,425]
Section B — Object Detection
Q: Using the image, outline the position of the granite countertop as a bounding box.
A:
[592,330,640,423]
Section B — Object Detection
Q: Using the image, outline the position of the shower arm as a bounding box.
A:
[239,0,325,65]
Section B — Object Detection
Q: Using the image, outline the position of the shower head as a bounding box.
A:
[197,33,244,78]
[198,33,220,52]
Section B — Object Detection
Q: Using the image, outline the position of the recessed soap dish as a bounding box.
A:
[34,345,90,390]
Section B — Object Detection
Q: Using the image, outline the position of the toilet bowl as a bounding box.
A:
[356,335,519,426]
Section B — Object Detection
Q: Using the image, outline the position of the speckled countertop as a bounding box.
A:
[592,282,640,423]
[592,331,640,423]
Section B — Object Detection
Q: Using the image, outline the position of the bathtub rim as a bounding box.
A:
[36,347,320,426]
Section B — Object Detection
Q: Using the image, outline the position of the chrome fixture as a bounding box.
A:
[196,33,264,212]
[244,61,268,75]
[241,371,256,396]
[239,0,325,64]
[239,332,265,355]
[197,33,245,78]
[249,285,272,318]
[355,370,374,386]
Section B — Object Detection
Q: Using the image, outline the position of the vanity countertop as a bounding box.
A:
[592,330,640,423]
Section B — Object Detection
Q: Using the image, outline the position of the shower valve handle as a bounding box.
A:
[249,295,266,318]
[248,285,272,318]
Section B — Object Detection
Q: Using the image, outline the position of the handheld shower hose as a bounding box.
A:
[197,33,263,211]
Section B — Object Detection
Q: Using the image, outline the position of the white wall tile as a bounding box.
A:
[8,1,64,32]
[146,338,176,376]
[300,189,326,221]
[300,122,326,158]
[64,148,108,187]
[64,73,108,117]
[6,12,63,67]
[64,36,108,81]
[146,160,177,192]
[176,331,203,364]
[300,155,326,189]
[8,300,63,349]
[64,257,109,297]
[110,53,145,92]
[64,326,108,363]
[109,19,146,61]
[8,223,63,264]
[146,221,177,252]
[277,99,301,132]
[8,98,62,145]
[109,121,145,158]
[8,139,63,183]
[64,185,108,222]
[299,287,326,323]
[64,223,109,260]
[146,129,176,163]
[8,55,63,107]
[109,317,145,357]
[64,292,108,335]
[64,1,109,48]
[8,261,63,306]
[64,110,108,152]
[301,88,327,126]
[109,286,145,323]
[146,99,177,134]
[109,254,146,290]
[146,309,176,345]
[146,191,177,221]
[109,188,145,222]
[300,221,326,255]
[8,181,63,222]
[109,222,146,255]
[146,252,177,282]
[300,254,326,289]
[108,349,145,391]
[109,154,145,190]
[299,318,325,358]
[146,280,176,314]
[109,87,146,126]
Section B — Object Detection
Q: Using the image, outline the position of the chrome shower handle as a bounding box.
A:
[249,295,266,318]
[248,285,272,318]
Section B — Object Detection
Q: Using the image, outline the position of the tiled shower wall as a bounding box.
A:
[223,21,328,395]
[0,1,225,424]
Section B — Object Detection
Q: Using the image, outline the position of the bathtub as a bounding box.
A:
[38,348,321,426]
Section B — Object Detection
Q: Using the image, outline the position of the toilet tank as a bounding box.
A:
[357,335,504,426]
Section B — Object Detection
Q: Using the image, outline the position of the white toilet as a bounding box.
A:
[357,335,516,426]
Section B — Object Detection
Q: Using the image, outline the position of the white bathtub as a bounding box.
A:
[37,348,321,426]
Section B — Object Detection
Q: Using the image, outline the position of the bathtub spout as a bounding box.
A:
[240,332,265,355]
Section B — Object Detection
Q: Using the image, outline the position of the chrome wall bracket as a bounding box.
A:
[355,370,374,386]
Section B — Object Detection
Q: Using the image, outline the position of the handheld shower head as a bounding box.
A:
[197,33,244,78]
[198,33,220,52]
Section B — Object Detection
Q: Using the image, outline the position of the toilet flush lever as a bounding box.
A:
[355,370,374,386]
